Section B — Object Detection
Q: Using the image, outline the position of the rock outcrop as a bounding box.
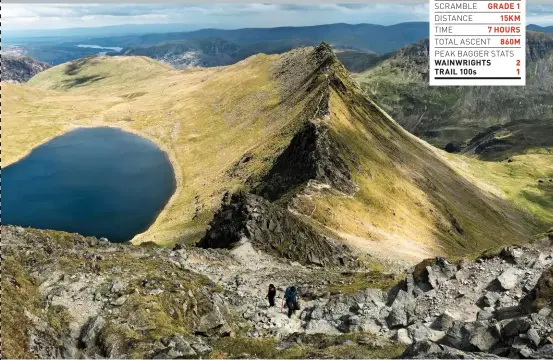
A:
[294,239,553,359]
[1,54,51,83]
[197,192,357,267]
[255,121,357,202]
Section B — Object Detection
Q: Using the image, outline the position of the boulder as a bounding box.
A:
[407,323,438,343]
[440,320,471,350]
[521,266,553,313]
[412,258,458,292]
[395,328,413,345]
[477,310,494,321]
[482,292,501,308]
[529,344,553,359]
[431,311,455,331]
[497,268,519,291]
[305,319,339,334]
[387,307,408,329]
[502,318,532,339]
[195,296,233,337]
[469,322,499,352]
[496,305,525,320]
[500,247,525,265]
[358,319,381,334]
[527,328,541,347]
[154,335,196,359]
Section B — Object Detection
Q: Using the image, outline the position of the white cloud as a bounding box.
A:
[4,3,553,31]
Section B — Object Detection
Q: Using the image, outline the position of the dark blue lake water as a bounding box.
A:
[2,127,176,242]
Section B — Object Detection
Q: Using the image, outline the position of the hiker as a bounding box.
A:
[267,284,277,307]
[283,286,299,318]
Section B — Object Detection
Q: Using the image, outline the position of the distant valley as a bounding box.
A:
[6,22,553,74]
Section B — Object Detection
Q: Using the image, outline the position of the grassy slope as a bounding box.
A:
[6,55,307,245]
[445,153,553,226]
[4,49,546,263]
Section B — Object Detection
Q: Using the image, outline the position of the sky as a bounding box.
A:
[4,3,553,32]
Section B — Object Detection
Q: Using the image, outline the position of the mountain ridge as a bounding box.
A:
[4,44,546,266]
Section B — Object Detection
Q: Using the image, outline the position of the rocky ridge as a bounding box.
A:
[198,192,357,267]
[4,42,553,359]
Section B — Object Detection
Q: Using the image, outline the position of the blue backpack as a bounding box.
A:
[284,287,297,302]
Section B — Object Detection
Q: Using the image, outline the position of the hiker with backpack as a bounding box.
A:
[283,286,300,318]
[267,284,277,307]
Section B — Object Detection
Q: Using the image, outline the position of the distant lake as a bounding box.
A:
[77,44,123,52]
[3,127,176,242]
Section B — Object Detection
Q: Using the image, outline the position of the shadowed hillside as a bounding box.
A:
[4,44,545,264]
[356,31,553,149]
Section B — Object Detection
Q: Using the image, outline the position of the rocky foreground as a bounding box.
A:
[3,224,553,359]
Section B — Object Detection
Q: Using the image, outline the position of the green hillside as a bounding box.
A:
[4,44,546,265]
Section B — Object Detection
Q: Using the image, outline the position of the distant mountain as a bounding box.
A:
[356,31,553,154]
[11,23,553,68]
[334,50,390,73]
[120,39,391,72]
[10,22,430,67]
[113,23,428,71]
[527,24,553,33]
[1,54,51,83]
[95,22,430,52]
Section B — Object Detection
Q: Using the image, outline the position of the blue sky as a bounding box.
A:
[4,3,553,31]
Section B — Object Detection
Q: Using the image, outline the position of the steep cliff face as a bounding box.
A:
[1,55,51,83]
